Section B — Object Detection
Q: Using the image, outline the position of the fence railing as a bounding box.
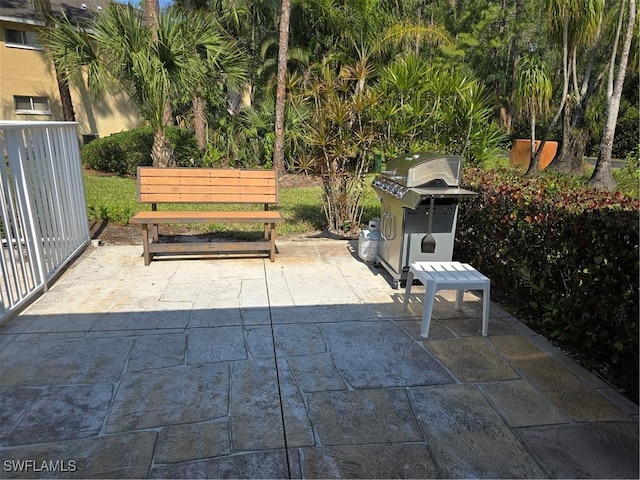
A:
[0,121,89,319]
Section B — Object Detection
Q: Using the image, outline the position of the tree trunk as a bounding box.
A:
[193,95,207,151]
[551,57,600,175]
[549,114,585,174]
[500,106,512,135]
[145,0,160,32]
[589,153,615,189]
[525,114,540,175]
[55,63,76,122]
[152,130,175,168]
[558,129,588,172]
[183,1,206,148]
[273,0,291,178]
[549,127,587,174]
[163,103,173,127]
[590,0,635,189]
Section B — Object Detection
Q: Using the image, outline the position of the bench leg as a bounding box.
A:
[269,223,276,262]
[420,281,438,338]
[152,223,159,243]
[141,224,151,266]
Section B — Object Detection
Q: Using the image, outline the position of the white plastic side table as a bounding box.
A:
[403,261,490,338]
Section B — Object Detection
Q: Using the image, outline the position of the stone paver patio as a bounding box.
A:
[0,240,637,479]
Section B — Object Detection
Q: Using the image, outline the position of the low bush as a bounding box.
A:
[455,168,639,400]
[81,126,200,176]
[613,151,640,199]
[612,98,639,160]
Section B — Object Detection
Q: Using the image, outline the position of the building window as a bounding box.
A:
[4,28,42,49]
[14,96,51,115]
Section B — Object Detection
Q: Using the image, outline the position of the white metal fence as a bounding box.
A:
[0,121,89,319]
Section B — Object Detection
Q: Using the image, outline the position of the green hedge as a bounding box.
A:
[81,126,200,176]
[455,168,639,398]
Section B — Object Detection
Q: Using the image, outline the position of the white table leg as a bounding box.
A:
[455,289,464,310]
[482,284,490,336]
[420,281,438,338]
[403,270,415,311]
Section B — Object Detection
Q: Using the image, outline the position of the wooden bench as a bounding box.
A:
[129,167,285,265]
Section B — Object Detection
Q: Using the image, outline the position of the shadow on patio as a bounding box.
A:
[0,242,637,479]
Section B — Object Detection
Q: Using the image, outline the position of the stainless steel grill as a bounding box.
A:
[371,153,477,288]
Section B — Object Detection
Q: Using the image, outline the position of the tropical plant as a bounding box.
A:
[45,4,246,167]
[513,53,552,174]
[302,55,379,235]
[172,0,251,150]
[374,55,504,165]
[183,9,248,151]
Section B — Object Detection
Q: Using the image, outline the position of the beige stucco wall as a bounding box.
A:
[0,21,142,139]
[71,72,142,139]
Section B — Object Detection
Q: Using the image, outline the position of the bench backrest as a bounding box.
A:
[137,167,279,204]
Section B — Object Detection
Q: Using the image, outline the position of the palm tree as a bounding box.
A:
[513,54,552,175]
[31,0,75,121]
[183,10,248,151]
[45,4,246,167]
[144,0,174,129]
[174,0,283,158]
[172,2,249,151]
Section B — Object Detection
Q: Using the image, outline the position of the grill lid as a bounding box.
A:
[381,152,462,187]
[372,152,477,209]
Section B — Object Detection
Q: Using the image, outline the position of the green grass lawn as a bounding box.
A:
[83,160,637,238]
[83,171,382,237]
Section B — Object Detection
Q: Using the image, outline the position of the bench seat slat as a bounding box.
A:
[130,210,285,224]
